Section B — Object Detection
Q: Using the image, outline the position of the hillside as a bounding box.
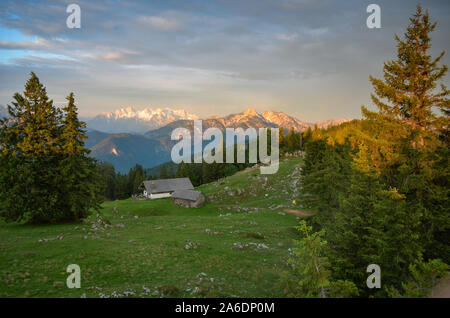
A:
[0,156,308,298]
[86,130,170,173]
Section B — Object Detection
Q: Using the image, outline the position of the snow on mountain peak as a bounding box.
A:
[102,107,198,121]
[87,107,199,134]
[242,108,259,116]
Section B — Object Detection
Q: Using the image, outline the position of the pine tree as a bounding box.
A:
[59,92,102,221]
[176,161,185,178]
[0,73,63,223]
[160,164,168,179]
[132,164,145,194]
[330,163,423,296]
[279,127,285,150]
[288,220,359,298]
[286,127,297,152]
[6,72,63,156]
[362,4,449,261]
[300,138,352,228]
[61,93,87,155]
[365,4,448,149]
[98,162,116,200]
[0,74,102,223]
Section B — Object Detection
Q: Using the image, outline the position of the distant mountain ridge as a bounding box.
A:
[144,108,279,152]
[1,103,351,173]
[143,108,351,157]
[85,106,351,135]
[84,107,353,172]
[86,130,170,173]
[85,107,199,134]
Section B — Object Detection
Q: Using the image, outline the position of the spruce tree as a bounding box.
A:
[0,74,102,223]
[279,127,285,150]
[59,92,102,221]
[365,4,448,149]
[0,73,63,223]
[176,161,185,178]
[286,127,296,152]
[160,164,168,179]
[362,4,449,261]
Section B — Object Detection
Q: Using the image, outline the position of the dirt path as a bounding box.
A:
[283,209,315,218]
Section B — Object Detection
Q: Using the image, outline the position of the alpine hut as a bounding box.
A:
[139,178,194,199]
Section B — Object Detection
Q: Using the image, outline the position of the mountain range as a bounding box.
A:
[0,104,351,172]
[85,130,171,173]
[86,107,351,172]
[85,107,348,134]
[85,107,198,134]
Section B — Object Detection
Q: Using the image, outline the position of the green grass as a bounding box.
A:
[0,157,307,298]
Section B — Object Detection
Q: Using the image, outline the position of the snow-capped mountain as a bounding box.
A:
[85,107,199,134]
[261,110,311,132]
[84,107,351,172]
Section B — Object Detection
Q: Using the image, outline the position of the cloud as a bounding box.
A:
[102,50,141,63]
[0,38,52,50]
[274,0,323,10]
[276,33,298,41]
[138,16,181,32]
[0,0,449,122]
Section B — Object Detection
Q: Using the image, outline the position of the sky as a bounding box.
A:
[0,0,449,122]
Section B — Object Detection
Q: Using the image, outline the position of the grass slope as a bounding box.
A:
[0,157,307,298]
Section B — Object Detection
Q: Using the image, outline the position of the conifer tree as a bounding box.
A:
[327,148,423,296]
[98,162,116,200]
[160,164,168,179]
[0,73,102,223]
[176,161,185,178]
[0,73,63,223]
[61,93,87,155]
[364,4,448,149]
[362,4,449,261]
[279,127,285,150]
[59,92,102,221]
[286,127,297,152]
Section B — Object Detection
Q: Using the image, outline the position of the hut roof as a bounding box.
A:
[140,178,194,194]
[171,189,203,202]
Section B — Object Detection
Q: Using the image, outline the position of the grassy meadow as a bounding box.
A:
[0,157,310,298]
